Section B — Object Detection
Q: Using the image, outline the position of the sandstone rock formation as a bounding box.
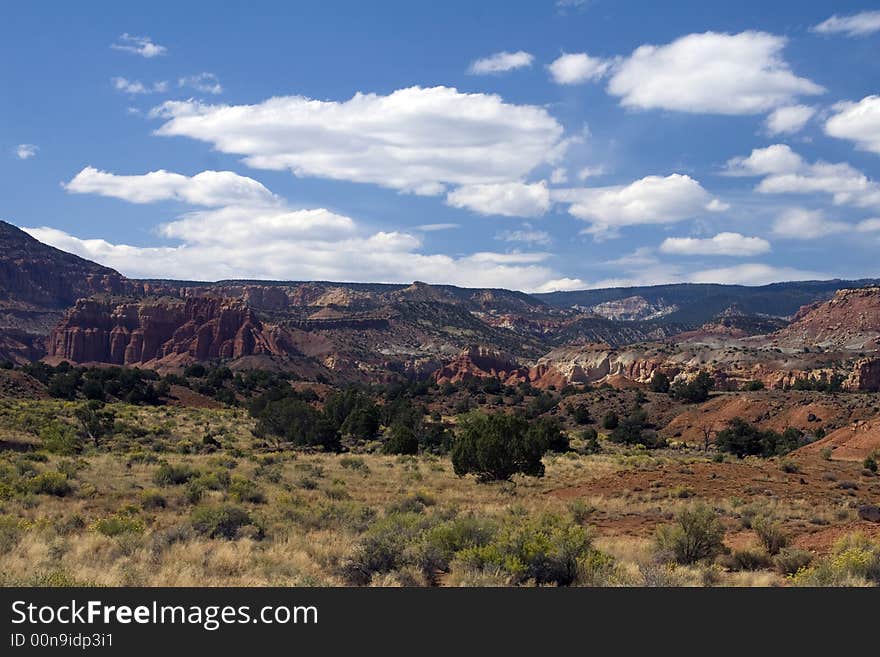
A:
[433,346,531,385]
[773,287,880,350]
[47,297,289,366]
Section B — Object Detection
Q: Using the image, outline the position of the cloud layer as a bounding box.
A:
[813,11,880,37]
[152,86,567,196]
[14,144,38,160]
[555,174,726,237]
[825,96,880,154]
[660,232,770,256]
[111,33,166,58]
[468,51,534,74]
[446,181,551,217]
[764,105,815,135]
[726,145,880,211]
[50,167,570,291]
[607,31,823,114]
[548,53,611,84]
[65,167,278,206]
[178,73,223,95]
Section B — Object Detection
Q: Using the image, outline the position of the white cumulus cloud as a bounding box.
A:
[23,224,568,292]
[856,218,880,233]
[765,105,816,135]
[446,181,551,217]
[660,232,771,256]
[548,52,611,85]
[50,167,571,291]
[812,11,880,37]
[65,167,279,206]
[112,77,168,95]
[468,51,534,75]
[151,86,567,196]
[554,173,726,237]
[688,263,824,285]
[414,223,459,232]
[532,277,587,293]
[496,227,552,246]
[724,144,804,176]
[607,31,823,114]
[14,144,38,160]
[111,33,167,58]
[178,73,223,95]
[726,145,880,210]
[825,96,880,154]
[772,208,850,239]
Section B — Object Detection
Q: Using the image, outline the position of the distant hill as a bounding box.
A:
[534,280,880,324]
[3,219,880,384]
[0,221,133,362]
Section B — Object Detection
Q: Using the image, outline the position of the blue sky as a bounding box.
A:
[3,0,880,291]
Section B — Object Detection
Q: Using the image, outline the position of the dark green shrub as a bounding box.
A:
[339,456,369,472]
[229,476,266,504]
[670,371,713,403]
[91,513,145,536]
[183,481,204,504]
[601,411,618,430]
[39,423,81,455]
[382,423,419,455]
[451,412,547,482]
[418,421,453,454]
[715,418,803,458]
[323,388,380,440]
[655,504,725,564]
[153,462,199,486]
[26,471,72,496]
[184,363,207,378]
[73,400,116,448]
[752,516,789,555]
[417,515,496,574]
[253,398,340,451]
[194,469,231,491]
[570,404,592,425]
[724,547,772,571]
[579,427,601,454]
[649,371,670,393]
[529,416,569,453]
[190,504,255,539]
[386,490,436,515]
[609,407,664,448]
[454,513,592,586]
[140,489,167,509]
[773,547,813,575]
[342,512,432,585]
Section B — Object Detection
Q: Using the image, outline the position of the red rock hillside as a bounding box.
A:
[47,296,289,366]
[772,286,880,350]
[0,221,132,309]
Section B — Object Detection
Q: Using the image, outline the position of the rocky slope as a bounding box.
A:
[0,221,134,362]
[46,296,291,366]
[6,221,880,390]
[771,287,880,350]
[536,280,880,323]
[433,346,531,385]
[528,288,880,391]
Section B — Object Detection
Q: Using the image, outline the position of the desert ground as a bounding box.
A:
[1,373,878,588]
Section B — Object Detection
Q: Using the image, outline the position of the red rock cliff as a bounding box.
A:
[47,297,289,365]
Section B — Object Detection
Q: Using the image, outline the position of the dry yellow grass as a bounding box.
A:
[0,400,876,587]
